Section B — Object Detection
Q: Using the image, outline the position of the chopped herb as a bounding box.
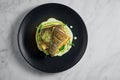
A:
[59,45,65,51]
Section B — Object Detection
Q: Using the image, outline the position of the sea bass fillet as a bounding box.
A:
[49,26,70,56]
[40,25,70,56]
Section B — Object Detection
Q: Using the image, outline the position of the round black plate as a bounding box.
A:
[18,3,88,73]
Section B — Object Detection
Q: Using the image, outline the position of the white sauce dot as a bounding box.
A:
[74,36,77,40]
[70,25,73,28]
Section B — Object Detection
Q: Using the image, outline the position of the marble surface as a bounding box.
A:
[0,0,120,80]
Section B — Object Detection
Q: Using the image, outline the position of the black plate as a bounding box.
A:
[18,3,88,73]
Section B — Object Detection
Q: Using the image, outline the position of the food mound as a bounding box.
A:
[36,18,73,57]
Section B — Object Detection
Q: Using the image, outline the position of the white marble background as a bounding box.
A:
[0,0,120,80]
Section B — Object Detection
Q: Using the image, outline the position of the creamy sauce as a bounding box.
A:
[70,25,73,28]
[74,36,77,40]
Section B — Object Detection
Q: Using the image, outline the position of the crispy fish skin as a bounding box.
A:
[49,26,70,57]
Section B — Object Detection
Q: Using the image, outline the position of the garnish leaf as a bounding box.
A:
[69,43,75,46]
[59,45,65,51]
